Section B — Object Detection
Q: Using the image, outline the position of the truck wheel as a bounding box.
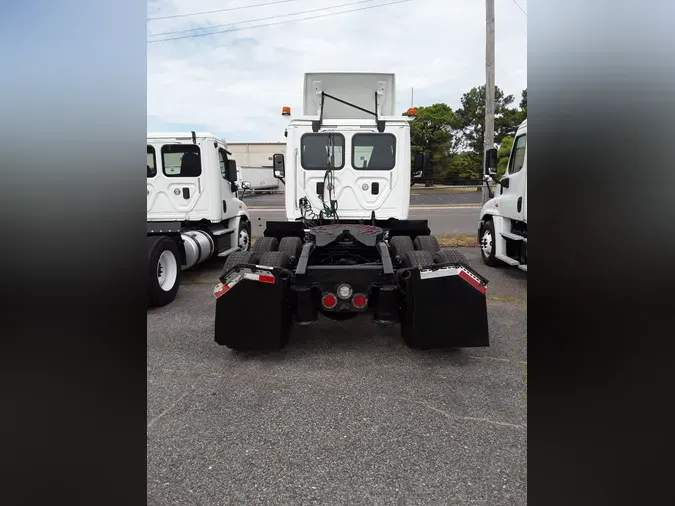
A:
[221,251,254,276]
[148,236,181,307]
[479,220,501,266]
[259,251,291,269]
[433,248,469,265]
[238,220,251,252]
[252,236,279,254]
[402,250,434,269]
[389,235,414,263]
[414,235,440,253]
[278,236,303,264]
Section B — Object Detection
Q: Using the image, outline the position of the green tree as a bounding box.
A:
[520,88,527,114]
[445,151,482,182]
[454,85,522,157]
[404,103,459,186]
[497,135,513,178]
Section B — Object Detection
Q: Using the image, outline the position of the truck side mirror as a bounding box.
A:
[273,153,285,178]
[484,148,498,176]
[226,159,238,182]
[413,153,425,172]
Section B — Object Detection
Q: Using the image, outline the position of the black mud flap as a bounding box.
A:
[214,264,293,351]
[400,263,490,349]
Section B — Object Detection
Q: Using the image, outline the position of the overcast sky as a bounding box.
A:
[147,0,527,143]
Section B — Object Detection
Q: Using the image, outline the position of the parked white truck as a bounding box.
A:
[147,131,252,306]
[479,119,527,271]
[213,72,491,351]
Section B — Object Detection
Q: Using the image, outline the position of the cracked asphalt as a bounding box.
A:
[147,247,527,505]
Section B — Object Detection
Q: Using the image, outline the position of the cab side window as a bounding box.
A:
[508,134,527,175]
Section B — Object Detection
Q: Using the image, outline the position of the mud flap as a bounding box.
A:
[214,264,293,350]
[400,264,490,349]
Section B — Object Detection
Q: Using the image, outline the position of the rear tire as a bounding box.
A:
[389,235,414,263]
[252,236,279,253]
[433,248,469,265]
[147,236,181,307]
[278,237,303,264]
[414,235,440,253]
[402,250,434,269]
[259,251,292,269]
[221,251,254,276]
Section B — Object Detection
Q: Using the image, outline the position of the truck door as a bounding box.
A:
[299,131,398,219]
[498,132,527,222]
[147,142,207,221]
[217,145,239,220]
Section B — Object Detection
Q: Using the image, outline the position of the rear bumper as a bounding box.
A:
[214,260,490,351]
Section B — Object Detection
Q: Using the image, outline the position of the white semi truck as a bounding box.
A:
[212,72,491,351]
[479,119,527,271]
[147,131,252,306]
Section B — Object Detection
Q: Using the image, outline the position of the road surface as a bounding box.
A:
[250,207,480,237]
[148,248,527,505]
[242,191,482,208]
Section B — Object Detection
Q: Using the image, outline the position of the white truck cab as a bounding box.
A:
[271,73,421,222]
[147,131,252,306]
[478,119,527,271]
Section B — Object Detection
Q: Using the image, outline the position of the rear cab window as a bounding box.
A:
[352,133,396,170]
[300,133,345,170]
[161,144,202,177]
[147,146,157,178]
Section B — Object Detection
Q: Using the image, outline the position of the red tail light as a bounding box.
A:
[322,293,337,309]
[352,294,368,309]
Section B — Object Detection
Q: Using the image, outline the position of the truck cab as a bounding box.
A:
[147,132,252,307]
[270,73,421,222]
[478,119,527,271]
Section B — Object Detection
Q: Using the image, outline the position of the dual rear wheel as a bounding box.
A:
[389,234,468,269]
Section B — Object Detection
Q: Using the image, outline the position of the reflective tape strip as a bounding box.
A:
[419,266,486,294]
[419,266,460,279]
[214,273,243,299]
[243,272,275,284]
[458,269,487,294]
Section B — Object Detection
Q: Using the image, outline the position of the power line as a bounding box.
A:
[149,0,384,38]
[147,0,412,43]
[148,0,307,21]
[509,0,527,16]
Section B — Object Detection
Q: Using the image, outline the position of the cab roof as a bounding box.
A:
[147,132,222,141]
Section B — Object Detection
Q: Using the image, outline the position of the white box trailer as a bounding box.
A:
[236,166,279,191]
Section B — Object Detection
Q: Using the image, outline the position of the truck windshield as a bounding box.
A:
[300,133,345,170]
[352,133,396,170]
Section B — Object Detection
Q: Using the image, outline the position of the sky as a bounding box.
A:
[147,0,527,143]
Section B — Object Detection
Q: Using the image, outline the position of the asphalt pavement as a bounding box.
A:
[147,248,527,505]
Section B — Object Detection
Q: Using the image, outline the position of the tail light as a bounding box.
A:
[322,293,337,309]
[352,294,368,309]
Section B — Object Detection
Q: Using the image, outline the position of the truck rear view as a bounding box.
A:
[213,73,490,351]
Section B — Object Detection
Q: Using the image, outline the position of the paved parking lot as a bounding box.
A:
[147,248,527,505]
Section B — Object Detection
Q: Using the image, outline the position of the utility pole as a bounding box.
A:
[482,0,495,204]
